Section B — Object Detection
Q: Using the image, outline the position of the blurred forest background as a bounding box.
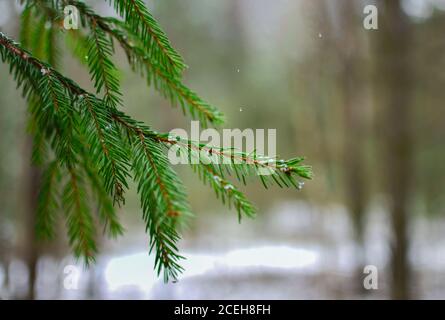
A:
[1,0,445,299]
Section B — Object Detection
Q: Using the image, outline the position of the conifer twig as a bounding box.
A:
[0,0,312,282]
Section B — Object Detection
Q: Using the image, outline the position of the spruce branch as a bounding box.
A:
[36,161,61,239]
[194,163,257,222]
[108,0,187,75]
[1,31,100,262]
[103,17,225,126]
[62,1,224,126]
[164,135,313,186]
[111,111,312,220]
[1,30,189,278]
[63,167,97,264]
[132,132,192,281]
[86,19,122,108]
[0,0,313,282]
[79,93,130,206]
[79,141,124,238]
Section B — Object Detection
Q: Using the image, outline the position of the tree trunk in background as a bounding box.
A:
[0,120,11,299]
[338,1,367,284]
[22,137,40,300]
[297,0,337,192]
[0,0,19,298]
[0,93,8,297]
[375,0,414,299]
